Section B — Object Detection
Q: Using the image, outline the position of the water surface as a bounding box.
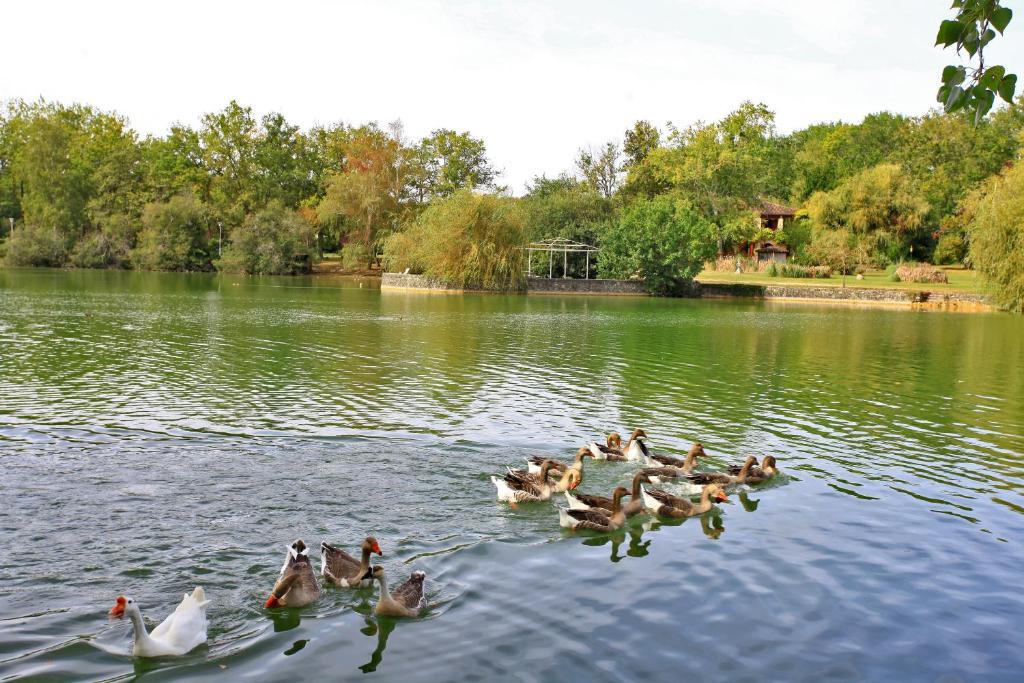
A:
[1,268,1023,682]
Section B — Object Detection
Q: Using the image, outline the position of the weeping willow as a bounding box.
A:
[383,190,527,291]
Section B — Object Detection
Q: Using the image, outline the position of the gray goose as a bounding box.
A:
[525,447,595,475]
[587,432,628,461]
[492,460,581,504]
[321,536,383,587]
[265,539,320,608]
[642,483,728,518]
[558,486,630,532]
[684,455,758,487]
[371,566,426,618]
[727,455,779,483]
[647,442,706,469]
[639,444,704,483]
[565,472,647,518]
[622,428,651,461]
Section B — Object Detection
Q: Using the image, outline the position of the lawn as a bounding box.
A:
[696,266,983,294]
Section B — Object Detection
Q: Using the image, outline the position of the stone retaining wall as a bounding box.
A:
[381,272,990,310]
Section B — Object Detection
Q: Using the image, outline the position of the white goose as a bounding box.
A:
[108,587,209,657]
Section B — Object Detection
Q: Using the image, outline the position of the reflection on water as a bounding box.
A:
[1,269,1023,681]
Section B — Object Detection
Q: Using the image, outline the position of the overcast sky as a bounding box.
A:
[3,0,1022,193]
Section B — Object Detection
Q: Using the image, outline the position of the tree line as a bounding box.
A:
[1,97,1023,309]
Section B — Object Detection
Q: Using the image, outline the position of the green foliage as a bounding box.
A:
[382,190,527,291]
[408,129,497,201]
[217,203,316,275]
[967,162,1024,311]
[936,1,1016,123]
[522,174,615,247]
[597,196,717,295]
[623,121,660,168]
[806,228,870,275]
[807,164,929,263]
[340,241,371,270]
[132,195,213,271]
[4,222,67,267]
[765,262,779,277]
[576,142,622,198]
[70,214,136,269]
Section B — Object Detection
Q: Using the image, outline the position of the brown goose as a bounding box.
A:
[321,536,382,588]
[491,460,581,503]
[622,428,651,462]
[525,447,595,475]
[265,539,320,608]
[674,455,759,494]
[370,566,426,618]
[727,455,779,483]
[586,432,627,461]
[565,472,647,518]
[558,486,630,532]
[642,483,728,518]
[648,442,706,469]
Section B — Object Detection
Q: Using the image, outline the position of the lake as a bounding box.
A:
[1,268,1022,682]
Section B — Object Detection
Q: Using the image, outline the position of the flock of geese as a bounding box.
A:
[492,429,780,533]
[106,429,780,658]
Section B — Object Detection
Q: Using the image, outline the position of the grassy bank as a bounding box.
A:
[697,266,982,295]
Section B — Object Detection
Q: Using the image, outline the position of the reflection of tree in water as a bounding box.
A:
[358,616,397,674]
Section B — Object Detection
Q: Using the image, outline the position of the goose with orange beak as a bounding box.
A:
[108,588,209,657]
[265,539,320,608]
[321,536,383,587]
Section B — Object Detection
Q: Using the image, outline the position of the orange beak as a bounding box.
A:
[264,594,280,609]
[571,480,580,490]
[716,492,728,502]
[109,596,126,618]
[371,541,383,556]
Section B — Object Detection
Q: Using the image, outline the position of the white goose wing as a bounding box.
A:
[149,587,209,653]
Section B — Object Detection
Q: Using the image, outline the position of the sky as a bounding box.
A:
[3,0,1023,193]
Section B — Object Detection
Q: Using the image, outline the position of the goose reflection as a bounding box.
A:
[739,490,760,512]
[358,616,397,674]
[268,606,302,633]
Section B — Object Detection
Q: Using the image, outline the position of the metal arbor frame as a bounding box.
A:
[522,238,600,279]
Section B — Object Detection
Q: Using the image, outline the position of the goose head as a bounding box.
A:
[108,595,138,619]
[689,442,706,458]
[606,432,622,448]
[563,467,582,490]
[761,455,778,475]
[571,447,596,465]
[610,486,630,512]
[362,536,383,557]
[628,428,648,443]
[707,484,729,503]
[369,565,387,582]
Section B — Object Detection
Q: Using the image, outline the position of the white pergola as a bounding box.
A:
[523,238,600,279]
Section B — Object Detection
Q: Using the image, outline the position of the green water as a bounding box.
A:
[1,268,1023,682]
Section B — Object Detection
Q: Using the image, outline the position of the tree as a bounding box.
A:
[806,163,929,264]
[316,124,407,262]
[382,190,527,290]
[597,196,717,295]
[936,1,1016,123]
[199,101,260,223]
[142,125,208,203]
[576,142,622,198]
[218,202,316,275]
[132,194,213,271]
[806,228,870,283]
[645,102,776,253]
[623,120,660,168]
[408,129,497,201]
[967,161,1024,311]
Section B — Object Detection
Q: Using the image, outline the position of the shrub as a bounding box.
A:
[765,262,779,277]
[967,162,1024,311]
[598,196,717,295]
[69,215,136,269]
[892,262,948,284]
[933,232,967,265]
[132,195,213,271]
[217,203,316,275]
[341,241,371,270]
[4,223,68,267]
[382,190,528,291]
